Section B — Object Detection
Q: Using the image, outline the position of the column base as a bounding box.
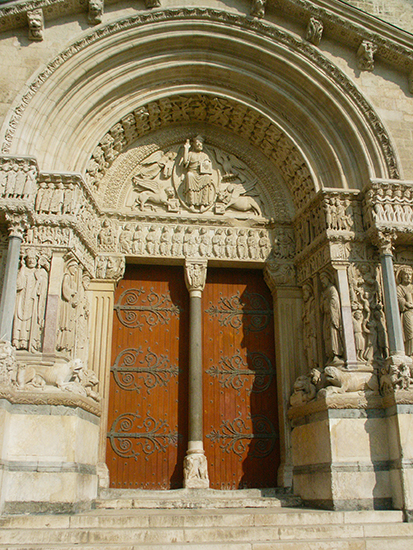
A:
[183,450,209,489]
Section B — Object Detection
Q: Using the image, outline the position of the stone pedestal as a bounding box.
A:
[0,398,100,514]
[290,398,392,510]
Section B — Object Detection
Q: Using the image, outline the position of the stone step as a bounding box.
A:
[0,508,404,529]
[0,520,413,545]
[94,488,302,510]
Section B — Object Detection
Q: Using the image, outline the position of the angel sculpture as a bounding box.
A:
[132,150,177,211]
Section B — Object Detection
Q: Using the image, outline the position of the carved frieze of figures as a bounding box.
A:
[35,180,80,216]
[0,157,37,199]
[396,266,413,357]
[357,40,377,72]
[98,219,117,250]
[128,139,266,217]
[364,182,413,233]
[319,272,344,367]
[305,17,323,46]
[88,0,103,24]
[24,226,71,246]
[117,223,276,262]
[27,9,44,41]
[348,263,388,365]
[12,249,50,353]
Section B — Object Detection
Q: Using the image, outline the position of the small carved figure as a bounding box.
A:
[0,161,10,194]
[225,228,237,259]
[171,226,184,256]
[132,150,177,211]
[247,229,259,260]
[119,223,134,254]
[63,183,77,214]
[198,228,212,258]
[357,40,377,72]
[259,230,271,260]
[184,452,209,488]
[250,0,266,18]
[0,340,17,386]
[320,272,343,366]
[305,17,323,46]
[352,310,370,362]
[183,136,215,211]
[218,182,262,216]
[27,9,44,41]
[237,229,248,260]
[95,257,107,279]
[146,225,159,255]
[212,228,225,258]
[185,262,207,292]
[88,0,103,25]
[49,182,64,214]
[132,224,145,255]
[290,374,317,406]
[106,257,125,280]
[159,226,173,256]
[183,227,199,257]
[397,267,413,356]
[98,219,116,248]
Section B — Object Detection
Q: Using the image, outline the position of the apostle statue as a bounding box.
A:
[320,272,343,366]
[397,267,413,356]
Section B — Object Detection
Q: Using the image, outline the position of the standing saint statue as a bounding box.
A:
[56,262,79,353]
[320,272,343,365]
[397,267,413,356]
[12,250,38,350]
[183,136,215,210]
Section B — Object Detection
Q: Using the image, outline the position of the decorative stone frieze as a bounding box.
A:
[27,8,44,41]
[357,40,377,71]
[95,255,125,281]
[305,17,323,46]
[88,0,103,25]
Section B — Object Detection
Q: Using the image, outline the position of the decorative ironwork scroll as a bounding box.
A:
[206,352,274,394]
[205,291,272,333]
[108,413,179,459]
[114,287,180,330]
[111,347,179,393]
[206,414,277,460]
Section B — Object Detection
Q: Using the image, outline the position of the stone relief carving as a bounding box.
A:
[0,158,37,200]
[27,9,44,41]
[364,182,413,237]
[127,139,266,218]
[87,96,310,213]
[116,223,277,262]
[12,249,50,353]
[0,341,100,404]
[98,219,117,250]
[357,40,377,72]
[56,260,80,355]
[184,260,207,293]
[348,263,388,365]
[302,282,319,370]
[305,17,323,45]
[183,452,209,489]
[320,271,344,367]
[88,0,103,25]
[250,0,266,18]
[95,255,125,280]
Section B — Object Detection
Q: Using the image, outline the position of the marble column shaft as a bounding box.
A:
[380,253,405,355]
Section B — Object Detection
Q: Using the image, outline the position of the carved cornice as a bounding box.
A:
[1,8,400,181]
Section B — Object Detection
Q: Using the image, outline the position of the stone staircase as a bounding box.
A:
[0,489,412,549]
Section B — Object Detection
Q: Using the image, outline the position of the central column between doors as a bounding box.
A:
[183,259,210,489]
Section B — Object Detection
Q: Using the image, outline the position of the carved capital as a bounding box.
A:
[95,255,125,282]
[5,213,28,239]
[27,9,44,41]
[184,260,207,294]
[357,40,377,72]
[305,17,323,46]
[264,261,296,293]
[371,230,396,256]
[183,450,209,489]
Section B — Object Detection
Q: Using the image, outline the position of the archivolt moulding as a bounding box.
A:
[0,8,400,212]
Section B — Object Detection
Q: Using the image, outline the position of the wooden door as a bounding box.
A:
[106,265,188,489]
[203,268,279,489]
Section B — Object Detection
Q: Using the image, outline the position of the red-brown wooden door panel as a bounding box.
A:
[106,265,188,489]
[203,268,279,489]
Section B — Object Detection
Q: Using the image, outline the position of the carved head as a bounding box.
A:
[27,9,44,40]
[399,268,413,285]
[192,136,204,151]
[25,249,38,269]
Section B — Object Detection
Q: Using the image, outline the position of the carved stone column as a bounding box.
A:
[0,214,27,341]
[375,232,405,356]
[88,279,116,488]
[264,262,301,489]
[183,259,209,489]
